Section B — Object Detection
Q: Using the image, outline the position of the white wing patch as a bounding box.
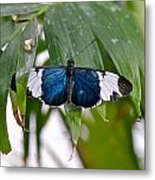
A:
[27,69,43,97]
[97,71,122,101]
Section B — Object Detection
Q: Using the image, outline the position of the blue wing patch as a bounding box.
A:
[27,67,67,106]
[72,68,101,108]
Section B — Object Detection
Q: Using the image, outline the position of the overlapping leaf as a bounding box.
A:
[44,3,103,68]
[0,3,47,16]
[78,2,144,116]
[0,19,38,154]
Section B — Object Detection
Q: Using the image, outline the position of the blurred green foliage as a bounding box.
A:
[0,1,144,169]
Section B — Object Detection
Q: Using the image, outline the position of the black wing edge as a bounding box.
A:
[118,75,133,96]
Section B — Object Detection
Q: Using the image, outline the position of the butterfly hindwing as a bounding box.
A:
[72,68,132,108]
[27,67,67,106]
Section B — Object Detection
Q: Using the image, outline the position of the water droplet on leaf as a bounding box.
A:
[107,23,112,30]
[111,38,119,45]
[110,7,117,12]
[47,19,50,25]
[127,39,132,44]
[79,15,82,20]
[125,14,130,19]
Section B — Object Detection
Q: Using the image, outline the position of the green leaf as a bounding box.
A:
[0,29,21,154]
[0,19,38,153]
[24,98,52,166]
[16,19,38,116]
[79,100,140,169]
[44,3,103,68]
[124,0,144,36]
[36,103,52,165]
[0,3,48,16]
[23,98,43,165]
[64,104,82,145]
[78,2,144,116]
[0,17,17,48]
[0,94,11,154]
[23,97,31,165]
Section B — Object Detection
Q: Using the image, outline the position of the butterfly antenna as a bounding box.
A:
[68,38,96,61]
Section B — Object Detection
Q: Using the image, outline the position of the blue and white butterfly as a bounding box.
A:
[27,60,132,108]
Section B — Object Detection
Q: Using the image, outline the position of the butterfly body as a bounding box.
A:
[27,60,132,108]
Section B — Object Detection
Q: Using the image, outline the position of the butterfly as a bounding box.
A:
[27,60,132,108]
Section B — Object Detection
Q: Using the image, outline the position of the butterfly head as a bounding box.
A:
[67,59,75,68]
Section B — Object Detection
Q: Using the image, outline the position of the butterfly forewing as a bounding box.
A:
[27,68,43,97]
[71,68,132,108]
[72,68,101,108]
[27,67,67,106]
[96,71,132,101]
